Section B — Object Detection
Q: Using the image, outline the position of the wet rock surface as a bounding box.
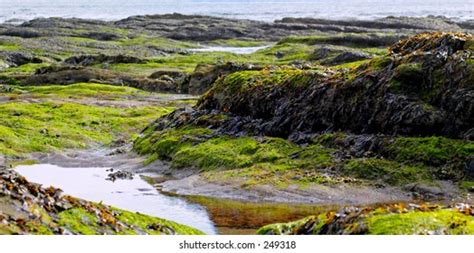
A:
[106,169,134,182]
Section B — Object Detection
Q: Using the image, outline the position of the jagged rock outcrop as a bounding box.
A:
[151,33,474,139]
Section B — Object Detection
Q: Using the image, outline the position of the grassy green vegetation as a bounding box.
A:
[0,63,50,75]
[0,41,21,51]
[257,208,474,235]
[18,82,155,100]
[343,158,431,185]
[134,126,342,188]
[385,136,474,166]
[1,34,200,64]
[1,33,391,80]
[332,59,370,69]
[57,208,100,234]
[135,125,473,189]
[0,83,174,156]
[367,209,474,235]
[215,68,306,93]
[0,101,171,156]
[460,181,474,191]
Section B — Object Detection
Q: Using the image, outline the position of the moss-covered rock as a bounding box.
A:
[257,203,474,235]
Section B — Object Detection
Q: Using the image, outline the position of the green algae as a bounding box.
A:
[0,83,174,156]
[0,41,22,51]
[257,209,474,235]
[1,63,50,75]
[0,102,171,156]
[112,208,204,235]
[20,82,150,99]
[55,206,204,235]
[386,136,473,166]
[57,208,99,235]
[135,125,473,188]
[135,127,343,188]
[344,158,431,185]
[134,127,213,164]
[367,210,474,235]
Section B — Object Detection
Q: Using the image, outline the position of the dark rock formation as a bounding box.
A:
[17,65,176,92]
[64,54,145,66]
[0,51,43,67]
[154,33,474,139]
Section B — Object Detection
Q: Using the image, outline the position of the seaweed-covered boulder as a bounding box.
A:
[257,203,474,235]
[191,32,473,139]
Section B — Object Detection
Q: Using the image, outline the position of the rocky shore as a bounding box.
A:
[1,14,473,234]
[135,32,473,200]
[1,15,473,94]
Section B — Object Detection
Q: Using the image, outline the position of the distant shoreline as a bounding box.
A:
[1,13,473,26]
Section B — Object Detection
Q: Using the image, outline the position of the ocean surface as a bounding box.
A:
[0,0,472,24]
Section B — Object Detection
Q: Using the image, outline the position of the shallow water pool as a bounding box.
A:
[15,164,218,234]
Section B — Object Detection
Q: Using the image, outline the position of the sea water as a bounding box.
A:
[0,0,472,24]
